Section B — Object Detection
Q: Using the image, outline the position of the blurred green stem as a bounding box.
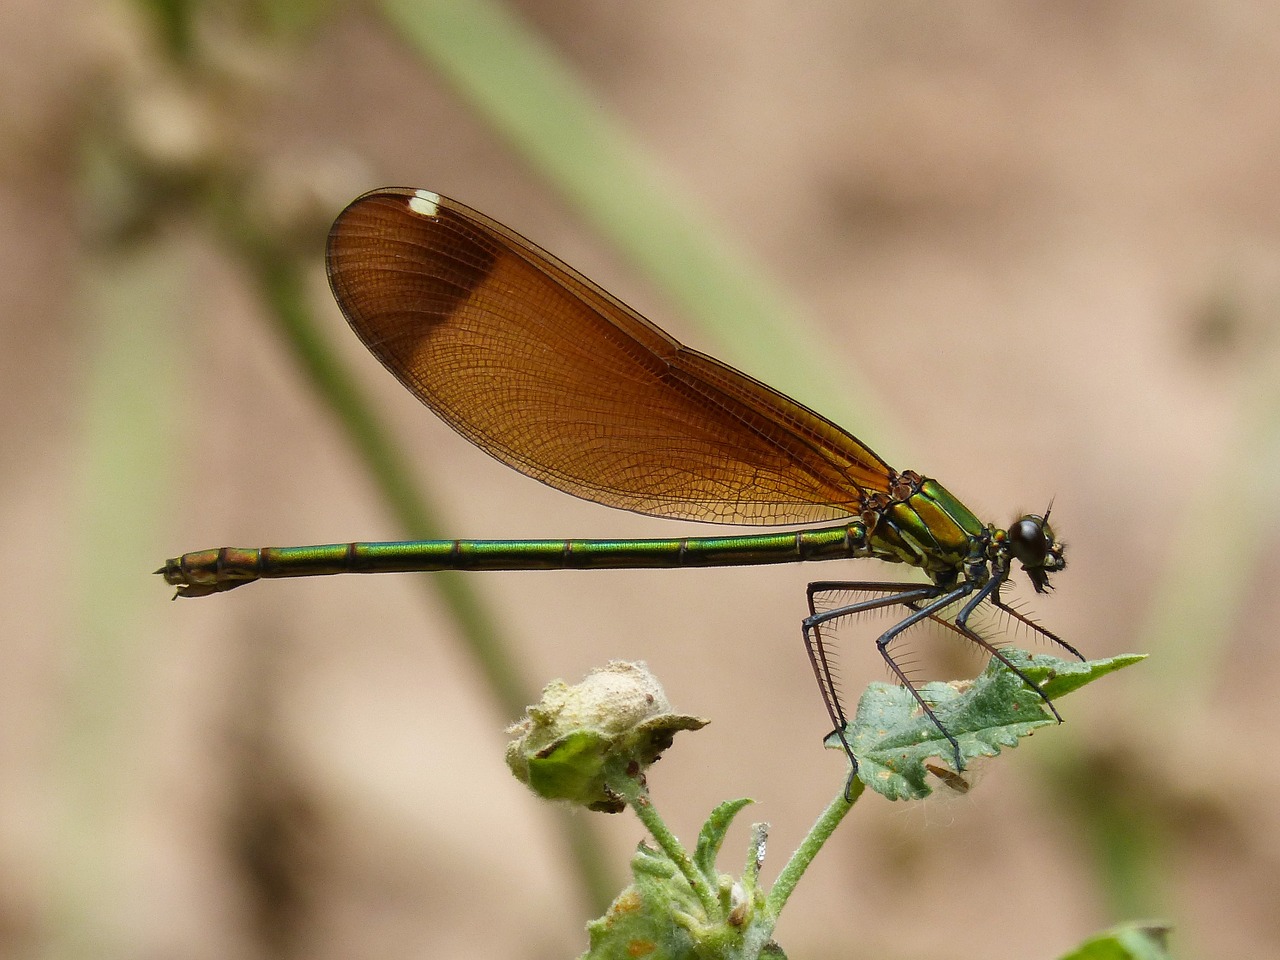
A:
[57,238,186,959]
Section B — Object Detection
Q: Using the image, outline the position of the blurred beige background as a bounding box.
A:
[4,1,1280,958]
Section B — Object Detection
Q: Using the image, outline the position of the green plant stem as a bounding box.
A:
[58,234,186,957]
[766,778,863,916]
[615,774,722,921]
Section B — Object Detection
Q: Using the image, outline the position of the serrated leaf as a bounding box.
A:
[825,650,1143,801]
[1057,921,1172,960]
[693,798,754,880]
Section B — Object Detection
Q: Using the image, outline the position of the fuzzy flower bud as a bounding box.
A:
[505,661,707,812]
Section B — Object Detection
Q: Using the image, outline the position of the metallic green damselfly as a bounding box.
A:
[162,188,1082,771]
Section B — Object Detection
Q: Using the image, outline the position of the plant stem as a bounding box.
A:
[767,778,863,916]
[616,774,723,921]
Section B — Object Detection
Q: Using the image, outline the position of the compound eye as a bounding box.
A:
[1009,516,1049,567]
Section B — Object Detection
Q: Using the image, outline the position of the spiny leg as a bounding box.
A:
[805,582,941,730]
[900,579,1079,726]
[988,590,1086,661]
[804,582,946,773]
[954,580,1063,721]
[803,583,936,716]
[803,586,916,727]
[868,583,977,771]
[911,581,1082,711]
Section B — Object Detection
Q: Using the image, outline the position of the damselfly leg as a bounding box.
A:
[804,578,1079,776]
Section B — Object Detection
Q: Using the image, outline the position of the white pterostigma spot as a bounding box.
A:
[407,189,441,217]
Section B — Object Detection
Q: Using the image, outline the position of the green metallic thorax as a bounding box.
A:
[866,478,987,577]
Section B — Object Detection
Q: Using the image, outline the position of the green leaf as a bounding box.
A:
[584,875,691,960]
[827,650,1144,801]
[1058,921,1172,960]
[694,799,754,881]
[582,803,784,960]
[1003,649,1146,700]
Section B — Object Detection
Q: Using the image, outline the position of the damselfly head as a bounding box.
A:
[1006,511,1066,593]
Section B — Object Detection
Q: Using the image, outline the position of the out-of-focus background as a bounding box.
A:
[5,1,1280,957]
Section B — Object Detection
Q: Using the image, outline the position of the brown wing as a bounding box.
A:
[325,188,894,525]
